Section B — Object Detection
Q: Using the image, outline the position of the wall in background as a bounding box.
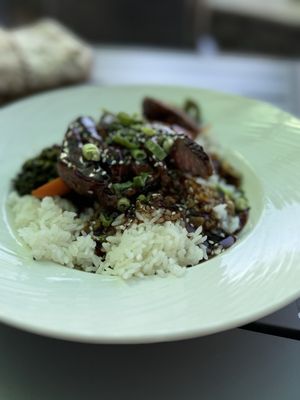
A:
[0,0,207,48]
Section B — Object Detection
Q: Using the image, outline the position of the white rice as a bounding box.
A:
[197,173,243,234]
[213,203,240,234]
[99,223,207,279]
[8,192,207,279]
[8,192,100,271]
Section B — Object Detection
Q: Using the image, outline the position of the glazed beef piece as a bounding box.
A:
[143,97,200,139]
[57,116,118,208]
[171,137,213,178]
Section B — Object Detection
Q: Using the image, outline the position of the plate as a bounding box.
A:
[1,85,300,343]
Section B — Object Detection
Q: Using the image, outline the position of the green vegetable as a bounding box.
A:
[112,181,133,193]
[99,213,113,228]
[183,99,201,124]
[145,140,167,161]
[112,132,138,149]
[133,172,149,188]
[117,197,131,212]
[112,172,149,195]
[117,112,134,126]
[137,194,147,202]
[235,196,249,211]
[14,145,60,195]
[116,112,141,126]
[131,123,143,130]
[162,137,174,153]
[141,126,156,136]
[131,149,147,160]
[82,143,100,161]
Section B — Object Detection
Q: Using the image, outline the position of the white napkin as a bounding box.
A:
[0,19,93,102]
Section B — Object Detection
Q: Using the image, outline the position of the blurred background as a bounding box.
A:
[1,0,300,113]
[2,0,300,54]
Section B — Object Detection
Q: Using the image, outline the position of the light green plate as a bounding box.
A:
[0,85,300,343]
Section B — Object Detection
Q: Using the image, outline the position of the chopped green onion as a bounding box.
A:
[82,143,100,161]
[162,137,174,153]
[235,196,249,211]
[141,126,156,136]
[116,112,134,126]
[116,112,142,126]
[145,140,167,161]
[131,149,147,160]
[99,213,113,228]
[133,172,149,188]
[137,194,147,202]
[112,133,138,149]
[112,181,133,193]
[183,99,201,124]
[117,197,131,212]
[131,123,143,130]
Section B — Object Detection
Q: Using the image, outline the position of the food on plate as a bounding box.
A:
[9,97,249,279]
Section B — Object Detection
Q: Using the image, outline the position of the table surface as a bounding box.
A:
[0,323,300,400]
[1,46,300,399]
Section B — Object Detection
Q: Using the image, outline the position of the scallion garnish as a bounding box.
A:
[116,112,142,126]
[99,213,113,227]
[116,112,134,126]
[162,137,174,153]
[112,133,138,149]
[141,126,156,136]
[133,172,149,188]
[131,149,147,160]
[112,181,133,193]
[117,197,131,212]
[183,99,201,124]
[137,194,147,202]
[82,143,100,161]
[145,140,167,160]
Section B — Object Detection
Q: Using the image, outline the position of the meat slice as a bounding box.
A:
[143,97,200,139]
[171,137,213,178]
[57,116,118,208]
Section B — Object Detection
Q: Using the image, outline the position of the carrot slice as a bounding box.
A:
[32,177,71,199]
